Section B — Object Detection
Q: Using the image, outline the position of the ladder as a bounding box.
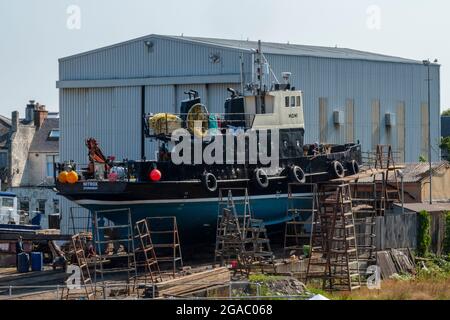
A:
[350,182,377,271]
[215,188,252,265]
[146,217,183,278]
[215,188,274,274]
[134,219,162,283]
[93,208,137,297]
[61,234,95,300]
[374,145,401,207]
[306,184,361,292]
[284,183,319,254]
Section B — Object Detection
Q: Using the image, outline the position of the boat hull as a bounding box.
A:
[71,191,313,244]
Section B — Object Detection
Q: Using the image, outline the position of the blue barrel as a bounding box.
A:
[31,252,43,271]
[17,253,30,273]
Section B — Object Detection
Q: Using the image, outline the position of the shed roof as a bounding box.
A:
[60,34,427,65]
[29,118,59,153]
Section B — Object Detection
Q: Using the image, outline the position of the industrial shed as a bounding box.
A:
[56,34,441,231]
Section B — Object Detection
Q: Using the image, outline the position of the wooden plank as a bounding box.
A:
[376,251,397,279]
[156,267,231,297]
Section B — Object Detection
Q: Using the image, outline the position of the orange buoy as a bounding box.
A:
[149,169,162,182]
[67,171,79,184]
[58,171,68,183]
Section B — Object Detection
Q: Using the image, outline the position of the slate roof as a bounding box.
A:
[28,118,59,153]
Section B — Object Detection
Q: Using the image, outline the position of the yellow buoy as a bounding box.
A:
[67,171,79,184]
[58,171,68,183]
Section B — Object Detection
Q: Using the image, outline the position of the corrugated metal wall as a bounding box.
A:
[264,54,441,160]
[60,37,244,81]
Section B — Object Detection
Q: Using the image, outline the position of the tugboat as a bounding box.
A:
[56,44,362,242]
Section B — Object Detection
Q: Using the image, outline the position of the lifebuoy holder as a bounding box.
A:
[202,172,218,192]
[254,168,269,189]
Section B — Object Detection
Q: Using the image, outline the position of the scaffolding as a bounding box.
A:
[306,184,361,292]
[93,208,137,295]
[284,183,319,254]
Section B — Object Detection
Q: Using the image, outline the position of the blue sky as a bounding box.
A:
[0,0,448,117]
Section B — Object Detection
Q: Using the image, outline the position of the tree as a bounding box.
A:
[440,137,450,159]
[442,109,450,116]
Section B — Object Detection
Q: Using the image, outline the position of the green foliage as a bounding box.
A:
[442,109,450,116]
[417,210,431,257]
[444,211,450,255]
[440,137,450,155]
[419,155,427,163]
[416,254,450,280]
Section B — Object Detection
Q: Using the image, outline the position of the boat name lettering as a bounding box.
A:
[288,113,298,118]
[83,182,98,190]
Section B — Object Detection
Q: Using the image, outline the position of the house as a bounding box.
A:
[0,115,11,188]
[4,101,61,228]
[396,162,450,203]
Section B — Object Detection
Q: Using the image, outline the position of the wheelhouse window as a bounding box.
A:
[296,96,301,107]
[285,97,290,107]
[291,96,296,107]
[1,198,14,208]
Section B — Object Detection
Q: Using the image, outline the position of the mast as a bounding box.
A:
[256,40,266,114]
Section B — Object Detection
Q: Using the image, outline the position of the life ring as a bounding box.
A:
[331,161,345,178]
[202,172,218,192]
[254,168,269,189]
[347,160,360,175]
[290,166,306,183]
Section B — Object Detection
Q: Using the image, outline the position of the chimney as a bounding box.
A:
[34,105,48,129]
[26,100,36,123]
[11,111,19,132]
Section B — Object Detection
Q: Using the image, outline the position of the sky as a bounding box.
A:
[0,0,448,117]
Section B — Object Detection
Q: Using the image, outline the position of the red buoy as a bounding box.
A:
[149,169,162,182]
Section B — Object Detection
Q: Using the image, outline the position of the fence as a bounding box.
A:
[0,281,313,300]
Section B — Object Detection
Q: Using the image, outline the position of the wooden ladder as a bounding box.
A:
[375,144,401,207]
[306,184,361,292]
[284,183,319,254]
[135,219,162,283]
[61,234,95,300]
[146,217,183,278]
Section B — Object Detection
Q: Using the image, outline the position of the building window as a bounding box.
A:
[48,130,60,141]
[19,199,29,213]
[37,199,46,213]
[46,155,59,178]
[0,152,6,168]
[53,199,60,214]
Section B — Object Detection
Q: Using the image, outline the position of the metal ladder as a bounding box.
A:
[93,208,137,297]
